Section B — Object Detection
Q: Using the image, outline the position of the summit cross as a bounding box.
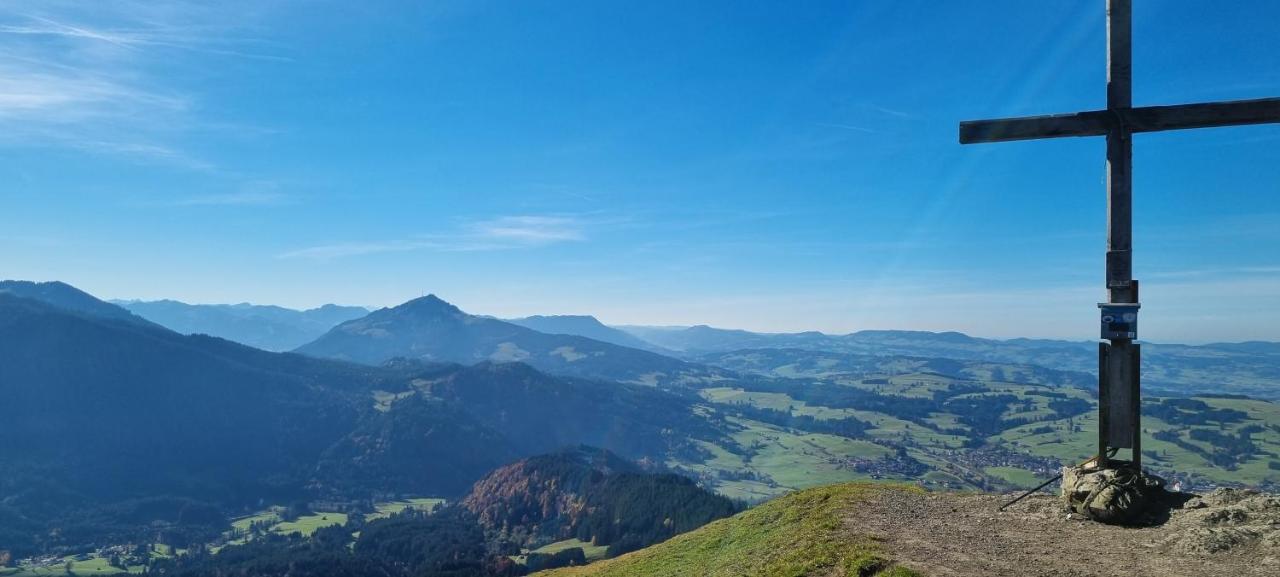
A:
[958,0,1280,469]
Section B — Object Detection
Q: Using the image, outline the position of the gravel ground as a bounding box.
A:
[846,487,1279,577]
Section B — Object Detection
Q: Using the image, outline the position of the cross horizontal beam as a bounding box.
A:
[960,97,1280,144]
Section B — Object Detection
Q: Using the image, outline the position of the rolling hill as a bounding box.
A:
[462,446,738,558]
[536,483,918,577]
[619,324,1280,400]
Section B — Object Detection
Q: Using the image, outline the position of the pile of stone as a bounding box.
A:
[1061,464,1166,525]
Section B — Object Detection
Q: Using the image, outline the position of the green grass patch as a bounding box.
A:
[365,498,445,521]
[983,466,1043,488]
[535,483,920,577]
[229,509,282,533]
[5,555,142,576]
[271,512,348,536]
[533,539,610,562]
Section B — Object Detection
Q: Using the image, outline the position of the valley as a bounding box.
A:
[2,281,1279,576]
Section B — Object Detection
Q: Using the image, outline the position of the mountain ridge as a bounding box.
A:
[115,298,368,351]
[296,295,727,387]
[508,314,672,354]
[0,280,162,329]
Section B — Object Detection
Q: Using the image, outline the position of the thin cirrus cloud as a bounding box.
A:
[278,216,588,260]
[0,13,292,62]
[171,190,295,207]
[0,3,286,166]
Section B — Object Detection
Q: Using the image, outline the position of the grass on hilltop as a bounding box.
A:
[533,539,610,561]
[535,483,921,577]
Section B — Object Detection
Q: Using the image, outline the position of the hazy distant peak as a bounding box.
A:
[507,313,674,354]
[520,314,603,323]
[311,303,367,313]
[847,329,980,344]
[396,294,464,316]
[510,314,610,330]
[116,297,370,351]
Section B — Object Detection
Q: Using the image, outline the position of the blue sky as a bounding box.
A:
[2,1,1279,342]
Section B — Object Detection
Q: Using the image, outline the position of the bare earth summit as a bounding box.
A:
[849,488,1280,577]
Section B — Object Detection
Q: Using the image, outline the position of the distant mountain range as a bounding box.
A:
[114,299,369,351]
[295,295,727,387]
[72,282,1280,401]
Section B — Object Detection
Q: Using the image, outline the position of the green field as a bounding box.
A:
[674,414,898,501]
[534,539,609,560]
[270,512,348,536]
[364,498,446,521]
[695,368,1280,495]
[2,556,143,576]
[230,509,283,533]
[996,395,1280,487]
[983,466,1042,488]
[510,538,611,566]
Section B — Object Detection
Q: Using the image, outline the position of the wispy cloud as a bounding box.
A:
[469,215,584,244]
[0,14,292,62]
[868,104,914,119]
[279,214,590,260]
[0,62,187,121]
[0,2,287,166]
[278,240,442,260]
[814,121,875,133]
[173,190,293,207]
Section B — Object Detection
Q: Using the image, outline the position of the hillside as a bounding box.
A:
[682,347,1280,494]
[0,292,472,554]
[539,483,1280,577]
[620,324,1280,400]
[296,295,726,387]
[538,484,918,577]
[0,286,733,559]
[0,280,160,329]
[462,446,738,557]
[115,299,368,351]
[100,449,737,577]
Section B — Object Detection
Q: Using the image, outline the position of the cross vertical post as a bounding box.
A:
[1100,0,1140,470]
[1106,0,1132,301]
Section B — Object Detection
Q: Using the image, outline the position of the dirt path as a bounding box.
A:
[845,489,1279,577]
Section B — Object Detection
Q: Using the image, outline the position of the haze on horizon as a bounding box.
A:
[3,1,1279,343]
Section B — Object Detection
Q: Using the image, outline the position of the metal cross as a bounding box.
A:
[959,0,1280,469]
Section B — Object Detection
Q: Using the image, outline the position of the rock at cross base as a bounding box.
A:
[1062,464,1167,524]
